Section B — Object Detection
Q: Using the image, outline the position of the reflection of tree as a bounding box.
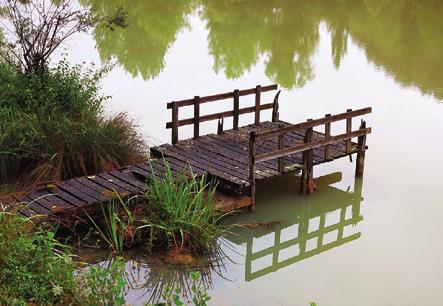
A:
[202,1,319,88]
[82,0,443,99]
[226,172,364,281]
[80,0,196,79]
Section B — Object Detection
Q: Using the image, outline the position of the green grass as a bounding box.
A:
[0,60,145,190]
[88,160,227,255]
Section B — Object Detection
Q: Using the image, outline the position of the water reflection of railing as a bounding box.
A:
[230,172,364,281]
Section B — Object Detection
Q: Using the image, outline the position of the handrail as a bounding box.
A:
[166,84,280,144]
[248,107,372,209]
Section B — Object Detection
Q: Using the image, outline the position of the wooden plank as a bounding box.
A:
[256,128,371,163]
[75,177,116,201]
[166,84,277,108]
[98,172,142,193]
[27,191,74,212]
[61,180,105,202]
[50,187,88,208]
[108,170,146,190]
[256,107,372,141]
[162,142,250,180]
[15,195,51,215]
[154,144,249,186]
[86,175,131,195]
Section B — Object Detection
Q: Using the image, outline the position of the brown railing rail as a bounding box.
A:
[248,107,372,209]
[166,84,280,144]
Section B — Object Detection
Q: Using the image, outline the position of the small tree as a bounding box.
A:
[0,0,127,74]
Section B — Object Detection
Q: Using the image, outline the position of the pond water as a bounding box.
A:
[67,1,443,305]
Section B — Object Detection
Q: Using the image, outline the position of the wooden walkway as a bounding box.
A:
[1,84,372,220]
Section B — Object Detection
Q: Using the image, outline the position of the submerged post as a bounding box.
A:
[171,102,179,145]
[355,120,367,177]
[233,89,240,130]
[301,119,315,194]
[255,85,261,124]
[249,131,257,210]
[272,90,281,122]
[193,96,200,139]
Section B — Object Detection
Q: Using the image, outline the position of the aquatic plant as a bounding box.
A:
[88,160,227,255]
[87,194,140,253]
[140,161,226,254]
[0,60,145,190]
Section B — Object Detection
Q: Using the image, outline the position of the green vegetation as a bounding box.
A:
[0,208,127,305]
[89,161,227,256]
[0,60,145,189]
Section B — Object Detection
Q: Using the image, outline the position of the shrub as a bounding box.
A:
[0,207,128,305]
[0,60,145,189]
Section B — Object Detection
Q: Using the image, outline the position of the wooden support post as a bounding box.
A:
[255,85,261,124]
[217,116,224,135]
[301,119,315,194]
[193,96,200,139]
[355,120,367,177]
[233,89,240,130]
[249,131,256,210]
[324,113,331,160]
[346,109,352,153]
[171,102,179,145]
[278,124,284,173]
[272,90,281,122]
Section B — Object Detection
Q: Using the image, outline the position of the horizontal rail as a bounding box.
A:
[255,127,371,163]
[167,84,278,109]
[256,107,372,141]
[166,102,274,128]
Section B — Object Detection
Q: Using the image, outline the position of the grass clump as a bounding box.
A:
[0,60,145,190]
[89,161,227,256]
[0,207,127,305]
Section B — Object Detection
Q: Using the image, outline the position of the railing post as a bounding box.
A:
[171,102,179,145]
[346,109,352,153]
[324,114,331,160]
[301,119,315,194]
[233,89,240,130]
[217,116,224,135]
[255,85,261,124]
[272,90,281,122]
[193,96,200,139]
[249,131,256,210]
[355,120,367,177]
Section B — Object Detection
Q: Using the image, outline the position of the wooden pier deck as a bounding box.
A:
[1,84,372,220]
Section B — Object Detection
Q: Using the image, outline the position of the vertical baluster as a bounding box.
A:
[233,89,240,130]
[193,96,200,139]
[171,102,179,145]
[346,109,352,153]
[324,113,331,160]
[255,85,261,124]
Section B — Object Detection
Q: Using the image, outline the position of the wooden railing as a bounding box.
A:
[249,107,372,208]
[166,84,280,144]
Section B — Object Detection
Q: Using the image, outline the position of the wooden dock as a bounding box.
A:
[1,85,371,220]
